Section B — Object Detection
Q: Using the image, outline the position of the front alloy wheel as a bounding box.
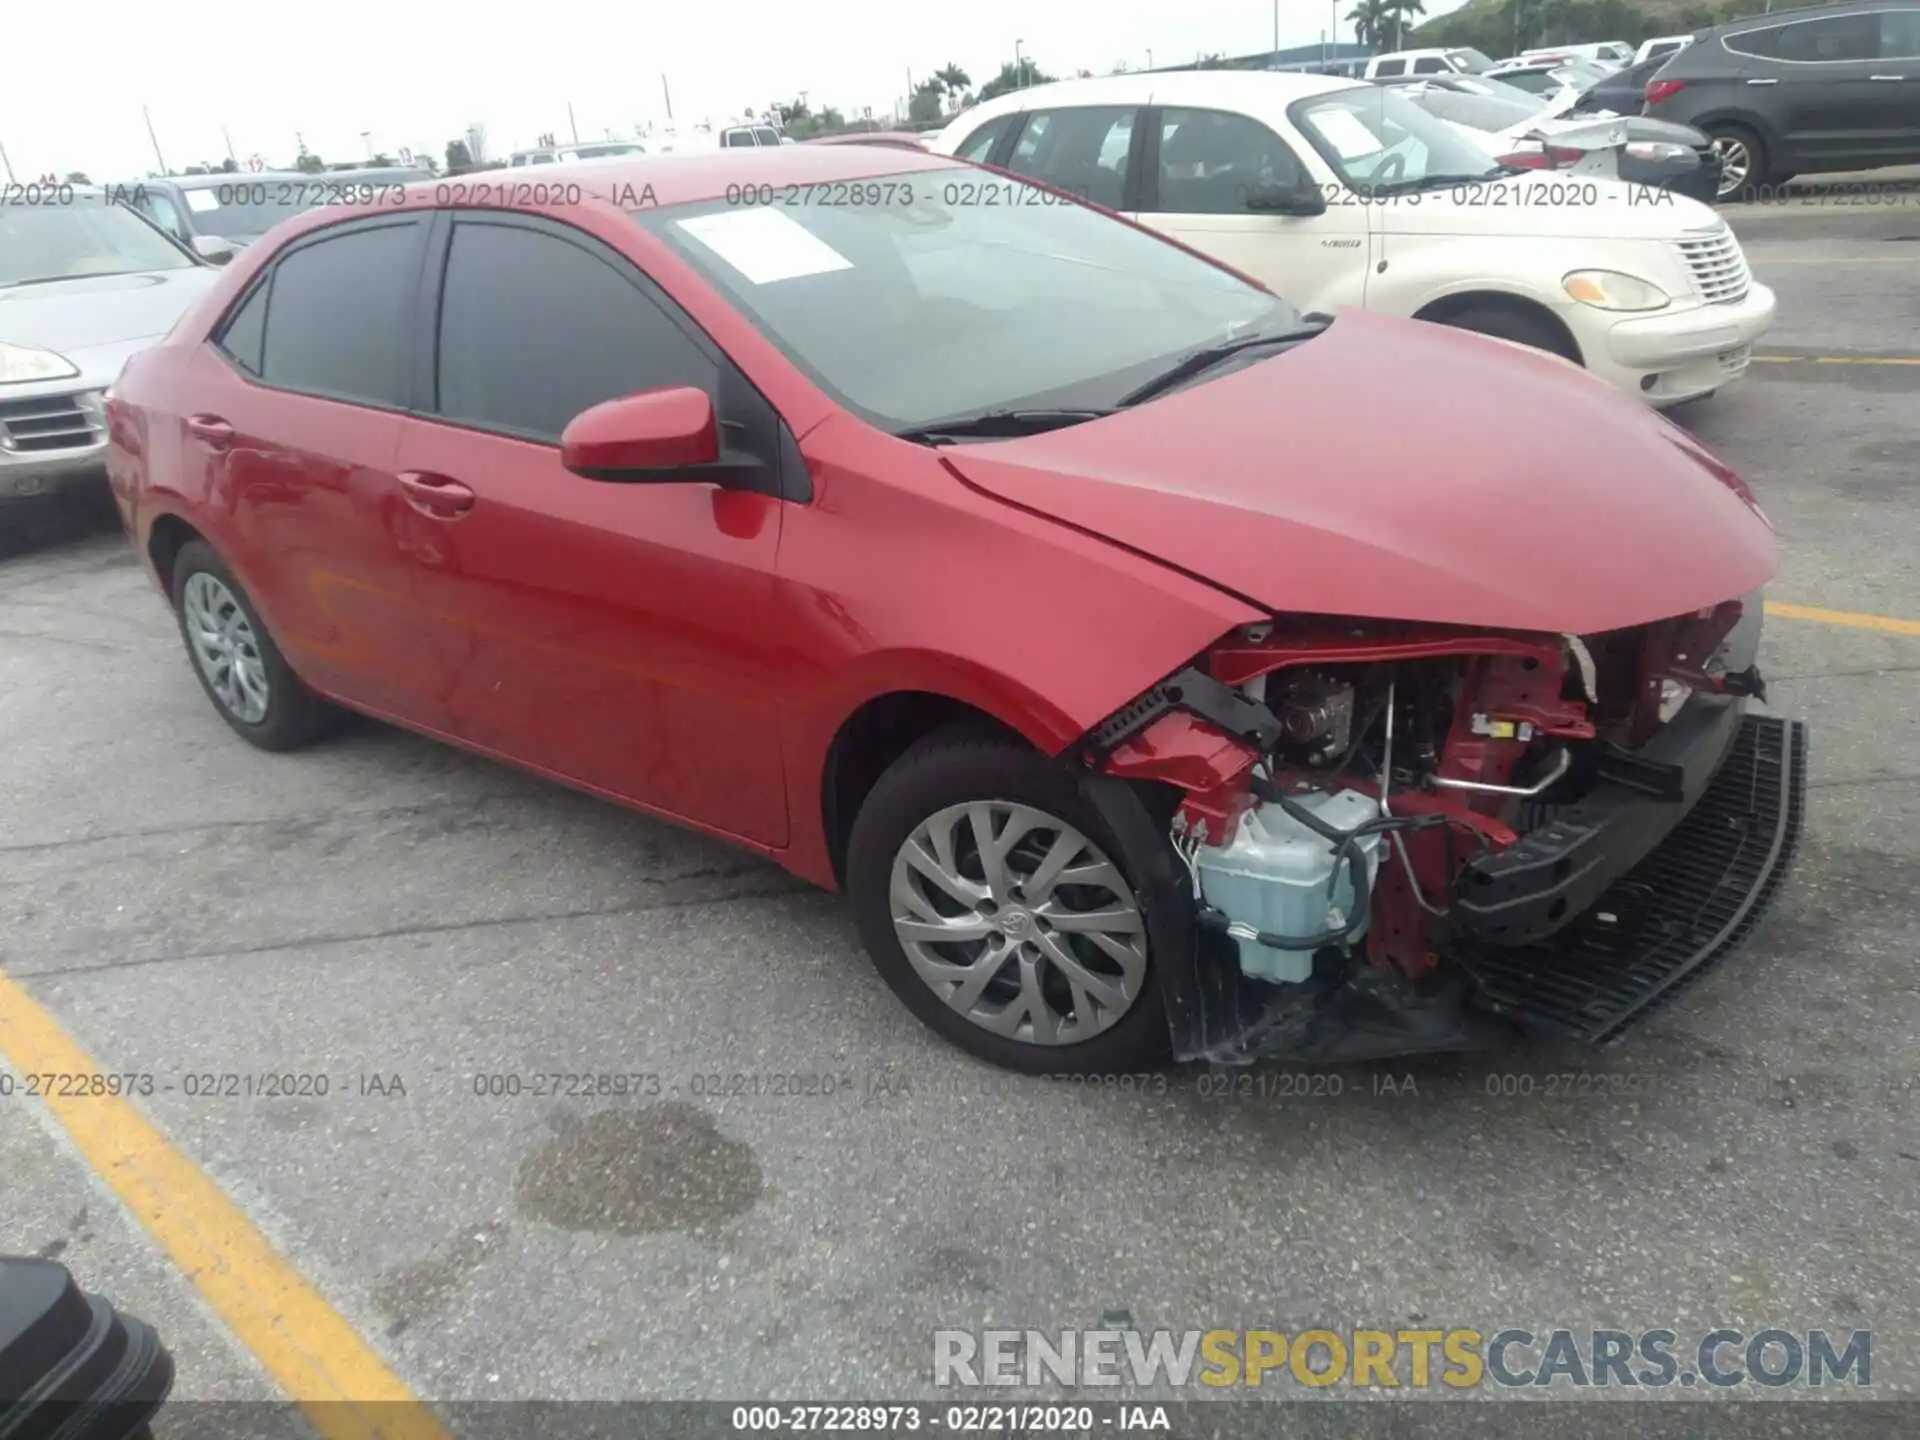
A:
[847,732,1170,1074]
[889,800,1148,1046]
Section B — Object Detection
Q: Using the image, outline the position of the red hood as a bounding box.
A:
[942,310,1776,635]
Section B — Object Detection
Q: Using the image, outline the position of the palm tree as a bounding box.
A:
[1345,0,1395,48]
[1385,0,1427,47]
[935,63,972,113]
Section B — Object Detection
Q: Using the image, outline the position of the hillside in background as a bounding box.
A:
[1411,0,1839,53]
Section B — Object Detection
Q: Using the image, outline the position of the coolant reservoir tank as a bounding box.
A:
[1194,790,1384,985]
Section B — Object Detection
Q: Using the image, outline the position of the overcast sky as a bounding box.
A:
[2,0,1469,181]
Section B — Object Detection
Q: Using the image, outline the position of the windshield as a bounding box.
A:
[635,168,1298,430]
[1450,74,1551,106]
[1558,60,1612,87]
[0,200,195,286]
[1289,87,1507,190]
[1447,48,1496,73]
[171,181,322,240]
[565,144,646,160]
[1407,86,1541,133]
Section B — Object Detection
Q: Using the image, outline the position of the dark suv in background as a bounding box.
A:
[1645,1,1920,197]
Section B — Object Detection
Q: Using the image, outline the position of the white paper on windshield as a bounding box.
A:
[675,208,853,285]
[184,190,222,213]
[1311,108,1386,161]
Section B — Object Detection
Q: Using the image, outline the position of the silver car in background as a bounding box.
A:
[0,194,219,512]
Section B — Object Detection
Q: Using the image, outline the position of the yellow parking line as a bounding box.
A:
[1753,354,1920,365]
[1766,601,1920,637]
[0,973,451,1440]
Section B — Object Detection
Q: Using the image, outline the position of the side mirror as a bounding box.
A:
[1242,182,1328,217]
[561,386,766,489]
[191,235,236,264]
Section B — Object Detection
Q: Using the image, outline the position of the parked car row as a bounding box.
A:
[1368,2,1919,202]
[931,71,1773,407]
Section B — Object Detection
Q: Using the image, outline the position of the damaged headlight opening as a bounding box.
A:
[1087,604,1803,1063]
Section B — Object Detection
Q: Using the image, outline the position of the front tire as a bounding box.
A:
[171,540,340,751]
[1435,304,1578,363]
[846,733,1170,1074]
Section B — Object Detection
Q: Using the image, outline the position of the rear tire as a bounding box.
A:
[170,539,340,751]
[1435,304,1578,364]
[846,732,1170,1074]
[1707,123,1768,202]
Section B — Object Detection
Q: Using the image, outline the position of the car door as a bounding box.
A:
[1733,11,1887,167]
[1873,7,1920,159]
[1130,105,1370,315]
[194,215,440,721]
[388,212,790,844]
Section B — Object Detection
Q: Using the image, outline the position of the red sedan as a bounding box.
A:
[105,147,1804,1073]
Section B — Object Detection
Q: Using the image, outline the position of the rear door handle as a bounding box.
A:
[185,414,235,449]
[397,470,477,519]
[1745,77,1778,85]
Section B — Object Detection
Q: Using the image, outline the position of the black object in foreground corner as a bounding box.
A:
[0,1257,174,1440]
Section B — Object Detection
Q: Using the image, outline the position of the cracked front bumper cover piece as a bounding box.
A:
[1463,712,1806,1046]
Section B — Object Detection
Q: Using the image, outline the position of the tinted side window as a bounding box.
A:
[1152,107,1308,215]
[954,114,1013,162]
[1730,13,1880,60]
[257,222,420,406]
[1374,59,1407,76]
[216,284,268,376]
[1413,57,1447,73]
[434,220,718,443]
[997,106,1137,207]
[1883,8,1920,57]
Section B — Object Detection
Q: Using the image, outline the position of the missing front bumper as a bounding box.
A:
[1462,713,1806,1046]
[1161,713,1806,1064]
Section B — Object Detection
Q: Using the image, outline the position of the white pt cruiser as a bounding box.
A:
[932,72,1776,407]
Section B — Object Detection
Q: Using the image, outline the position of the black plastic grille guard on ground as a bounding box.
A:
[1460,714,1806,1047]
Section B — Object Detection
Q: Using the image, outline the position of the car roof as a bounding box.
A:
[168,171,310,188]
[954,69,1365,126]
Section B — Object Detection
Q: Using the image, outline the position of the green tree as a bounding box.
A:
[295,152,324,174]
[1346,0,1395,47]
[446,138,473,171]
[934,62,971,111]
[978,58,1055,102]
[64,171,91,184]
[908,78,948,124]
[1384,0,1427,47]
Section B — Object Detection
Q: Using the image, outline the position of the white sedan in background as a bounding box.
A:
[932,71,1775,408]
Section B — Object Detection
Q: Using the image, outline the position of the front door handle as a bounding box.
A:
[185,413,235,449]
[1868,74,1904,81]
[1745,77,1778,85]
[397,470,477,519]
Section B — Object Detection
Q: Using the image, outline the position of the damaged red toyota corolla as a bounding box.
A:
[105,148,1806,1071]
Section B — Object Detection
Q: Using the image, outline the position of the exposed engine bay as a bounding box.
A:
[1082,599,1804,1064]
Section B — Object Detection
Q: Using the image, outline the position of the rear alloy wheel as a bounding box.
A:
[1708,124,1767,201]
[847,734,1168,1073]
[171,540,340,751]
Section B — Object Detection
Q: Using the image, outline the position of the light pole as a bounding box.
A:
[1146,48,1154,69]
[360,130,373,159]
[1014,39,1025,88]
